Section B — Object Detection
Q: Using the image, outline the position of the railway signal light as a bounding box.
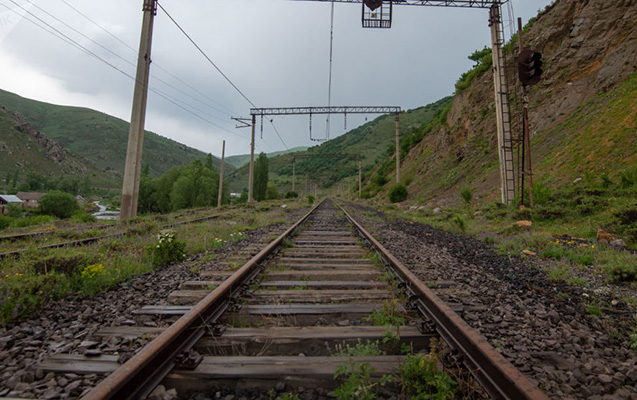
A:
[518,49,543,86]
[363,0,382,10]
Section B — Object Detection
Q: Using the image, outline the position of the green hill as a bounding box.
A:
[226,146,309,169]
[0,105,118,189]
[228,98,452,194]
[0,89,235,179]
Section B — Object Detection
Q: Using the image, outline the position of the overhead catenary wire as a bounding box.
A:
[0,0,244,141]
[50,0,241,120]
[57,0,240,117]
[156,1,293,152]
[325,0,336,141]
[157,1,257,109]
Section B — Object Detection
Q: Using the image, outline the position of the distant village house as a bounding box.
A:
[16,192,45,208]
[0,195,23,214]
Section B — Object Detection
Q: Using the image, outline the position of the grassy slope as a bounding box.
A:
[0,109,119,188]
[227,98,453,193]
[0,89,235,178]
[226,146,309,169]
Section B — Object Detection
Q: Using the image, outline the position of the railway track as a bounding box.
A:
[0,210,221,259]
[39,199,548,399]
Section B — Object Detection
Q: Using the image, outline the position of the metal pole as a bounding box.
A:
[292,160,296,192]
[518,18,534,208]
[120,0,156,219]
[217,140,225,208]
[248,114,256,203]
[395,113,400,184]
[489,4,515,205]
[358,159,362,198]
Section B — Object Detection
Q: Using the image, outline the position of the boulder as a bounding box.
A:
[596,229,615,244]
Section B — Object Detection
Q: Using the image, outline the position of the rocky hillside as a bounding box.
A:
[0,105,118,187]
[0,89,234,180]
[390,0,636,206]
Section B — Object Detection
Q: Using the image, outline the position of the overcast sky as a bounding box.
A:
[0,0,552,157]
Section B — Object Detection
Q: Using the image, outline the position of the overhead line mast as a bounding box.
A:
[292,0,515,205]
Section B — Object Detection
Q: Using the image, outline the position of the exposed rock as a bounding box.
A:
[516,220,533,230]
[596,229,615,244]
[609,239,627,251]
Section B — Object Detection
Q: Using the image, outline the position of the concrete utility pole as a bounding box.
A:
[292,160,296,192]
[518,17,534,208]
[248,115,256,202]
[120,0,157,219]
[217,140,225,208]
[489,4,516,205]
[395,113,400,184]
[358,159,362,198]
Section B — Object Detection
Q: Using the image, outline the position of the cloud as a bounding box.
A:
[0,0,552,156]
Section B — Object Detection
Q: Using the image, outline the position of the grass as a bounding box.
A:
[0,199,311,323]
[385,172,637,286]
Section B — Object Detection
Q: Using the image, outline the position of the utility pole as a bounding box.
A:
[518,17,534,208]
[395,113,400,184]
[248,114,256,202]
[292,159,296,192]
[358,159,362,198]
[120,0,157,219]
[489,4,515,205]
[217,140,225,208]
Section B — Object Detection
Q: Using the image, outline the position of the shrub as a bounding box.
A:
[285,191,299,199]
[460,187,474,205]
[265,181,280,200]
[148,229,187,267]
[307,195,315,205]
[399,352,458,399]
[39,190,79,219]
[388,184,408,203]
[0,215,10,230]
[371,174,388,187]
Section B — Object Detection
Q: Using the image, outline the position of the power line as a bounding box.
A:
[1,0,245,141]
[326,0,336,141]
[157,1,257,109]
[55,0,240,118]
[269,119,289,151]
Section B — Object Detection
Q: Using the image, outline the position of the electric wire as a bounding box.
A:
[157,1,257,109]
[57,0,239,117]
[156,1,292,152]
[49,0,241,120]
[269,119,289,151]
[1,0,243,140]
[325,0,336,141]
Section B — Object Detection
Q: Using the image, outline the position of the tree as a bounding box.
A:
[39,190,79,219]
[253,152,269,201]
[265,181,280,200]
[11,170,19,188]
[388,184,408,203]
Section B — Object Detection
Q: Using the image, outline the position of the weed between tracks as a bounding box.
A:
[0,200,310,323]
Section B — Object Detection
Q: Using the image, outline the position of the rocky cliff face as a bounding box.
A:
[0,106,91,176]
[402,0,636,206]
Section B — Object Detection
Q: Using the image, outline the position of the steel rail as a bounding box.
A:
[0,214,220,259]
[337,202,549,400]
[82,201,322,400]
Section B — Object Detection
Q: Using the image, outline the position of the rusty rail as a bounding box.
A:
[82,201,321,400]
[338,203,548,400]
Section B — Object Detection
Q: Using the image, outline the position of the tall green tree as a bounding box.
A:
[253,152,269,201]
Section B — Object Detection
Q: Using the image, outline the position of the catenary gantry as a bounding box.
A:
[290,0,508,8]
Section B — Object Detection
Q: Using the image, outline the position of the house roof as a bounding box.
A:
[0,195,23,203]
[16,192,45,201]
